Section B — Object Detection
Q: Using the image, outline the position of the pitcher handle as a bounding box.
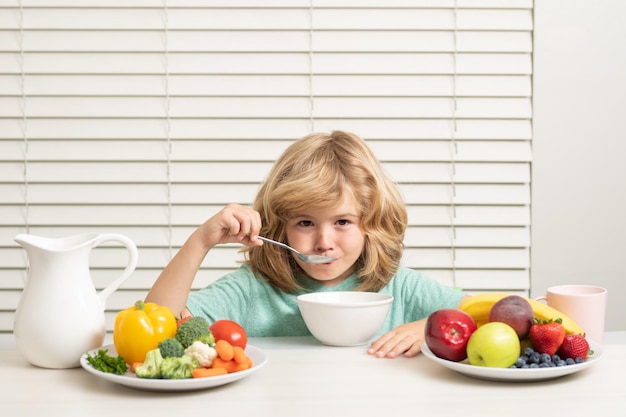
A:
[92,233,138,306]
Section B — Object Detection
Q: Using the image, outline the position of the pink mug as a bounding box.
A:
[535,285,607,343]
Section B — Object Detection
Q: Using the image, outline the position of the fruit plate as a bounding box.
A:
[80,344,267,391]
[421,341,603,382]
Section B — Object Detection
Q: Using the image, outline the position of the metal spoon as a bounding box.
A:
[256,236,336,264]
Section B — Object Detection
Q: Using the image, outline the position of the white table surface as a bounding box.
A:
[2,332,625,417]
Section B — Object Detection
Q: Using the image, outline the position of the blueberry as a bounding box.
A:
[540,353,552,363]
[529,363,539,368]
[575,357,585,364]
[556,360,567,367]
[539,362,551,368]
[551,354,561,362]
[515,357,526,368]
[524,347,535,356]
[566,358,575,365]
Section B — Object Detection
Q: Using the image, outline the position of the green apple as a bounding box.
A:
[466,322,520,368]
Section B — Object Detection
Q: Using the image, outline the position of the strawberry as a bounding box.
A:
[529,318,566,355]
[558,334,590,360]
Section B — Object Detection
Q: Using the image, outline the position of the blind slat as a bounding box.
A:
[402,248,529,269]
[0,97,532,119]
[2,140,532,165]
[97,267,531,294]
[2,161,529,183]
[1,204,530,228]
[1,52,532,75]
[0,183,530,205]
[5,31,532,53]
[0,119,532,141]
[4,8,531,31]
[0,74,531,97]
[5,1,532,9]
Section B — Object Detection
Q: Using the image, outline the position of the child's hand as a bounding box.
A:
[197,203,263,248]
[367,320,426,359]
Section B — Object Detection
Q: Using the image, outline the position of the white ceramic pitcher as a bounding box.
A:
[13,233,138,369]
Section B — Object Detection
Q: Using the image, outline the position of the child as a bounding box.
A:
[146,130,465,358]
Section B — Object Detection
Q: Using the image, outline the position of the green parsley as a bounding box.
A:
[86,349,129,375]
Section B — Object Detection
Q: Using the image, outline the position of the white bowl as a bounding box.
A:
[296,291,393,346]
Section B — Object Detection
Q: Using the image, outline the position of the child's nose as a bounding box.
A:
[315,228,334,252]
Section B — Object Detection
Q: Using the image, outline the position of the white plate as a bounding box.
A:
[421,340,603,382]
[80,344,268,391]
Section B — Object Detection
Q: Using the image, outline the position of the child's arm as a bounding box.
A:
[145,203,262,317]
[368,319,427,359]
[368,296,469,359]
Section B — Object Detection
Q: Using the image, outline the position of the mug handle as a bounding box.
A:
[93,233,139,305]
[535,295,547,303]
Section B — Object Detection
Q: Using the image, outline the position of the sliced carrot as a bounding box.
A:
[131,362,143,373]
[176,316,193,327]
[231,357,253,372]
[233,346,248,364]
[215,339,235,361]
[211,357,238,373]
[192,367,228,378]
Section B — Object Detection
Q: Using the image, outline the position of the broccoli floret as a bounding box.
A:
[158,337,184,358]
[194,333,215,347]
[135,348,163,379]
[159,355,199,379]
[175,316,212,348]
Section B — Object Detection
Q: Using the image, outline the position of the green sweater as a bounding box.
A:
[186,264,464,337]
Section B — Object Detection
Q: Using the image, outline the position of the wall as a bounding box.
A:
[532,0,626,331]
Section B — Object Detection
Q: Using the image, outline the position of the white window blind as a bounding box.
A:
[0,0,533,333]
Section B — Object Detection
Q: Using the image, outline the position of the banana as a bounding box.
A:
[458,292,512,327]
[458,292,585,336]
[526,298,585,335]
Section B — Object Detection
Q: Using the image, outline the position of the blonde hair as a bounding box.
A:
[243,131,407,292]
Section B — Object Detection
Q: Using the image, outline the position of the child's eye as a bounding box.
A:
[298,220,313,227]
[337,219,350,226]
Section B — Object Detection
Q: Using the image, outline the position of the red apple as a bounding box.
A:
[425,308,478,362]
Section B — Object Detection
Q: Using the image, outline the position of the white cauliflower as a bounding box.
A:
[184,340,218,367]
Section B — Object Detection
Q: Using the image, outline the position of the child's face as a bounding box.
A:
[285,194,365,286]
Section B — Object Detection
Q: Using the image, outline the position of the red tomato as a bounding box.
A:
[210,320,248,349]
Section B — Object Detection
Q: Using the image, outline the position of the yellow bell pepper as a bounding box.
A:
[113,300,177,365]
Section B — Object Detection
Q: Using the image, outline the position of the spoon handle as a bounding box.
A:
[256,236,300,254]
